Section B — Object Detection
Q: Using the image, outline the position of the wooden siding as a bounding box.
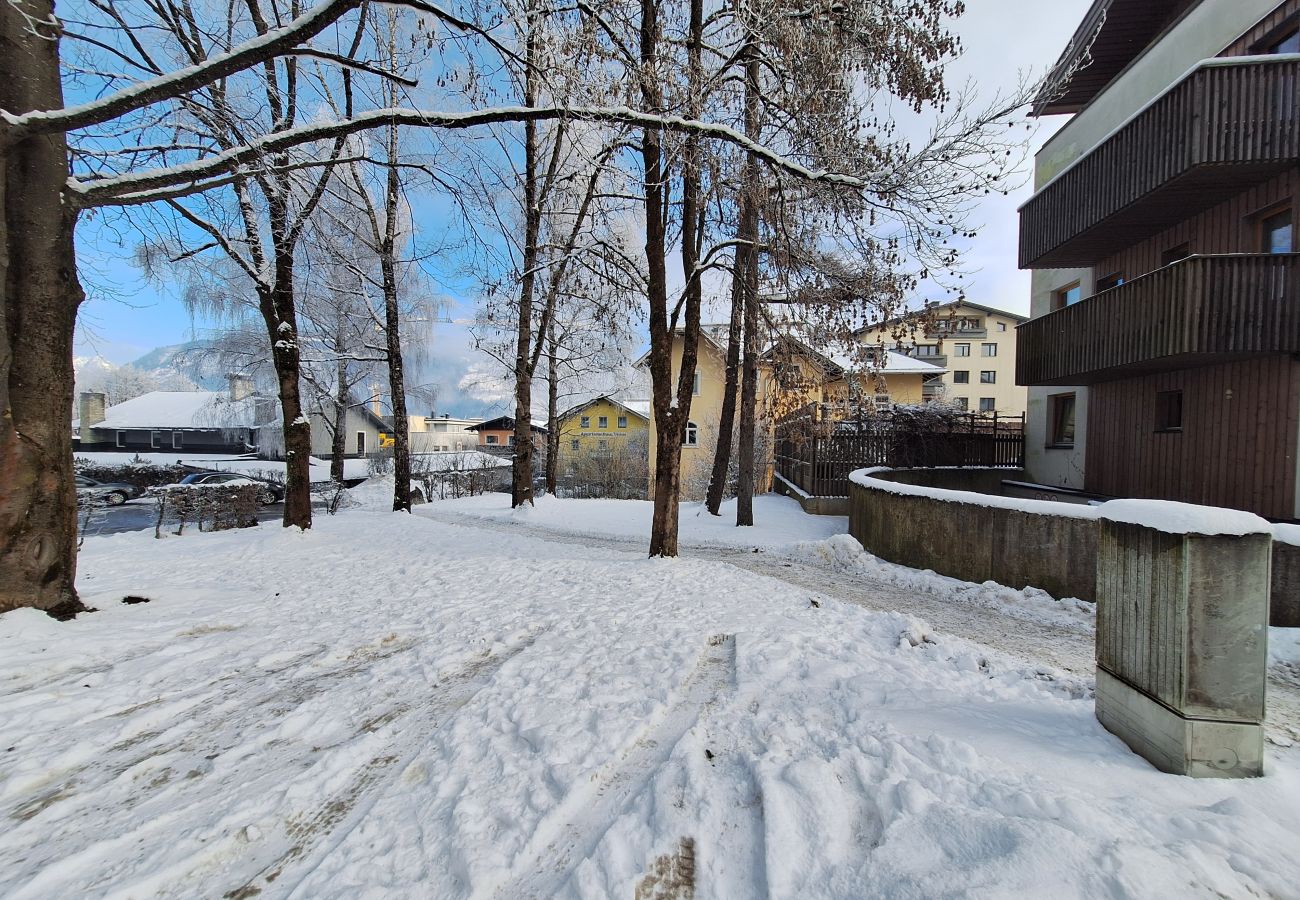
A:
[1018,254,1300,386]
[1221,0,1300,55]
[1020,57,1300,269]
[1084,357,1300,519]
[1091,169,1298,280]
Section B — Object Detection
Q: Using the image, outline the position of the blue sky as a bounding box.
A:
[70,0,1092,416]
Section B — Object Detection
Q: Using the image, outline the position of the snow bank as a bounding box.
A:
[432,492,847,550]
[797,533,1096,632]
[1274,523,1300,547]
[849,467,1100,520]
[2,514,1299,898]
[1098,499,1273,537]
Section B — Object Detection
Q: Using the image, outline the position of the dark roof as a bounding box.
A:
[1032,0,1198,116]
[856,300,1028,336]
[468,416,547,434]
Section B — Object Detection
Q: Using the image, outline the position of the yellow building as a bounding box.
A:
[855,301,1028,415]
[555,395,651,497]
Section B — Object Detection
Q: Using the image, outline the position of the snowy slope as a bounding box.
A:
[1,511,1299,899]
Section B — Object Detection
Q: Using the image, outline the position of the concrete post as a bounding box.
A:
[1094,500,1271,778]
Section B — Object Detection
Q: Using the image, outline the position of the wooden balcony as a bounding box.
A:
[1020,57,1300,269]
[1016,254,1300,386]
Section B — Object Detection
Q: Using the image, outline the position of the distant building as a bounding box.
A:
[408,414,482,453]
[468,416,547,453]
[855,301,1027,415]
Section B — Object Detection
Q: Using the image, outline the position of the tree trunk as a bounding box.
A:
[379,133,411,513]
[545,319,559,495]
[0,0,87,615]
[511,18,541,509]
[736,245,759,526]
[704,224,749,516]
[330,351,347,483]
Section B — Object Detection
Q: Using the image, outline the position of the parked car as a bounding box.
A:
[74,475,142,506]
[172,471,284,506]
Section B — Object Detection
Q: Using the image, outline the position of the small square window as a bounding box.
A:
[115,431,126,448]
[954,343,971,357]
[598,416,608,428]
[1260,207,1293,254]
[580,416,590,429]
[617,416,628,429]
[597,439,608,450]
[172,432,183,450]
[1096,272,1124,292]
[981,343,997,357]
[996,322,1007,332]
[978,398,996,413]
[953,371,969,384]
[1162,243,1191,266]
[684,422,698,446]
[570,439,580,451]
[150,431,160,449]
[1049,393,1076,447]
[486,434,499,445]
[1052,282,1081,311]
[1155,390,1183,432]
[980,371,996,384]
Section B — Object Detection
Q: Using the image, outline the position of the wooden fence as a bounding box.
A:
[774,404,1024,497]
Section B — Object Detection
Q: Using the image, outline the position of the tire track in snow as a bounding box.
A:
[481,634,737,900]
[212,632,542,900]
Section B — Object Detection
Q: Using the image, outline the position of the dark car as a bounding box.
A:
[74,475,142,506]
[174,471,285,505]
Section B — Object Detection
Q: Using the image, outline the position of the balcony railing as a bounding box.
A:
[1016,254,1300,386]
[1020,57,1300,269]
[907,352,947,368]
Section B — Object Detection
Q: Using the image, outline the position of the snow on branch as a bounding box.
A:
[71,105,875,208]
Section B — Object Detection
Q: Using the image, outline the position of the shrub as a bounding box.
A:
[149,484,261,536]
[74,458,189,490]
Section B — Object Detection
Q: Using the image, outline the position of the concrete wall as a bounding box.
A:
[849,468,1098,602]
[1033,0,1284,188]
[850,468,1298,624]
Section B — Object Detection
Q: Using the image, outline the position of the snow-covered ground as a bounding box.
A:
[3,506,1300,898]
[426,492,848,550]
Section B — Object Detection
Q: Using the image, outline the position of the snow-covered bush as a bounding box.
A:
[73,458,188,490]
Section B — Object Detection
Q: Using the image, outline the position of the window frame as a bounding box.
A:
[978,398,996,413]
[617,415,628,429]
[1162,242,1192,266]
[597,415,608,429]
[580,415,590,429]
[485,434,499,445]
[172,432,183,450]
[980,343,998,357]
[1257,202,1294,254]
[115,430,126,448]
[570,438,580,451]
[1051,282,1081,311]
[683,421,699,447]
[356,431,367,455]
[953,343,971,357]
[979,370,996,384]
[1155,389,1184,433]
[952,370,970,384]
[150,430,160,449]
[692,372,701,395]
[951,397,968,410]
[1095,272,1125,292]
[1047,393,1077,449]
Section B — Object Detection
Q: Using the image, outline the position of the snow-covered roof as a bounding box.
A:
[622,399,651,418]
[84,391,272,430]
[770,333,946,376]
[560,395,651,422]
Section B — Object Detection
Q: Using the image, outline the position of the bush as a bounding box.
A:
[148,484,261,536]
[74,458,189,490]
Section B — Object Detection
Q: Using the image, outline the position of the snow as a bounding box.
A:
[74,451,372,482]
[851,467,1100,520]
[1273,523,1300,547]
[81,391,268,430]
[3,505,1300,897]
[429,492,848,550]
[1097,499,1273,537]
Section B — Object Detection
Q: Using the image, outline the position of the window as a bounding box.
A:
[486,434,499,445]
[1260,206,1293,254]
[597,439,608,451]
[978,398,996,413]
[617,416,628,429]
[356,431,366,455]
[693,372,701,395]
[1162,243,1191,266]
[981,343,997,357]
[953,370,970,384]
[914,344,942,357]
[507,435,515,446]
[873,395,892,410]
[954,343,971,357]
[570,439,580,451]
[150,431,160,449]
[115,431,126,448]
[951,397,968,410]
[1049,393,1076,447]
[580,415,590,429]
[980,371,996,384]
[1052,282,1081,311]
[683,422,698,447]
[598,416,608,429]
[1269,28,1300,54]
[996,322,1007,332]
[1155,390,1183,432]
[1096,272,1125,292]
[172,432,183,450]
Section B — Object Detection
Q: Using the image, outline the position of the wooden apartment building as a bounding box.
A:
[1018,0,1300,520]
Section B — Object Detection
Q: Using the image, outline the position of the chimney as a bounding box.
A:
[227,373,254,402]
[370,382,383,417]
[79,391,106,445]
